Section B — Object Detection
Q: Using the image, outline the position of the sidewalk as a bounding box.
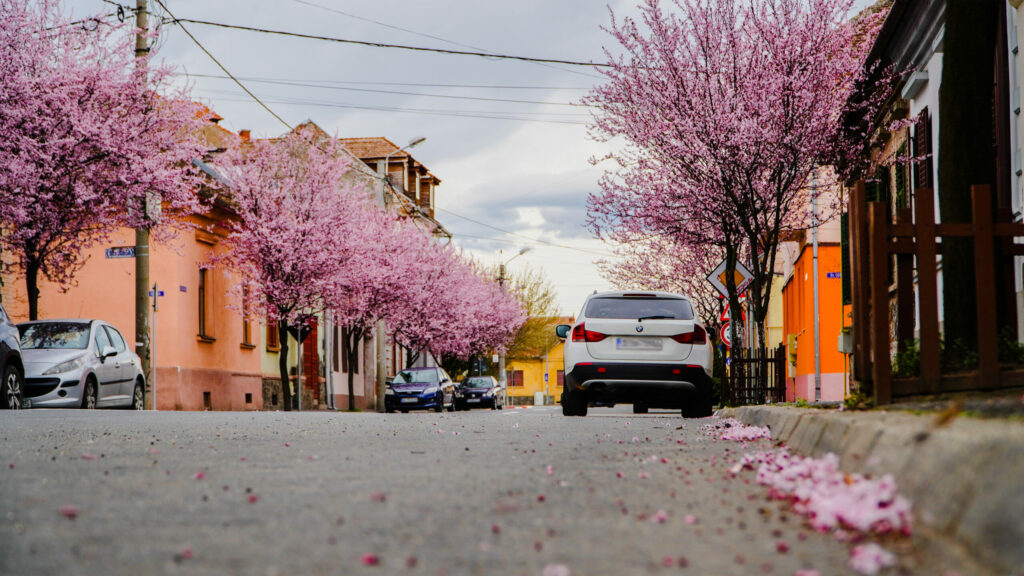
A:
[720,404,1024,575]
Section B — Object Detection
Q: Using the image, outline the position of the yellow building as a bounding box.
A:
[506,338,565,406]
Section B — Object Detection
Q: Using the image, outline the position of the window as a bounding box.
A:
[340,327,349,373]
[241,285,253,347]
[266,318,280,351]
[509,370,524,387]
[198,268,214,340]
[333,325,340,372]
[94,324,112,355]
[584,296,694,320]
[556,370,564,387]
[104,326,127,352]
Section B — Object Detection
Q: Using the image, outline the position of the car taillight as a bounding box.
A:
[671,325,707,345]
[571,323,607,342]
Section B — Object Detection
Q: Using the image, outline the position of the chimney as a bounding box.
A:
[239,129,251,141]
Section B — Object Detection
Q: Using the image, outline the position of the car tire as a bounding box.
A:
[81,377,98,410]
[385,406,394,413]
[561,390,587,417]
[131,380,145,410]
[2,364,24,410]
[399,409,408,414]
[632,404,648,414]
[434,399,443,413]
[682,382,713,418]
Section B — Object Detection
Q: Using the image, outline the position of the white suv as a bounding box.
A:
[555,291,713,417]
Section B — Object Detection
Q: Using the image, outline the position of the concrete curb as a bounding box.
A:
[720,406,1024,575]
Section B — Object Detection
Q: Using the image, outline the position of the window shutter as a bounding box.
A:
[913,109,933,190]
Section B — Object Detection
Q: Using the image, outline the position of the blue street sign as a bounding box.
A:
[544,373,549,382]
[148,290,165,297]
[105,246,135,259]
[826,272,841,279]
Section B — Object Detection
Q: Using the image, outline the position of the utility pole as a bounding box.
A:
[812,166,821,402]
[133,0,153,404]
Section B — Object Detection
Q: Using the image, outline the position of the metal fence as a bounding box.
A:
[728,345,786,406]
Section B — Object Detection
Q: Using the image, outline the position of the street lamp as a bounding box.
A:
[379,136,426,206]
[497,247,531,406]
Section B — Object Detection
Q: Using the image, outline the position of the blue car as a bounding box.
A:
[384,367,456,413]
[455,376,504,410]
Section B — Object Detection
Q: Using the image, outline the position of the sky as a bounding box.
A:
[63,0,877,315]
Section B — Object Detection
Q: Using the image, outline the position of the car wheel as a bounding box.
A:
[131,380,145,410]
[632,403,648,414]
[385,406,395,413]
[2,364,24,410]
[561,390,587,417]
[682,384,713,418]
[446,398,455,412]
[399,409,408,414]
[81,377,98,410]
[434,398,443,413]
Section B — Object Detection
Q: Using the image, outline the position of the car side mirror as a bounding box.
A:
[100,345,117,360]
[385,379,393,386]
[555,324,571,339]
[441,377,451,384]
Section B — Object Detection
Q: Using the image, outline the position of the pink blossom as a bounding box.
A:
[683,514,697,525]
[193,472,205,480]
[847,543,895,575]
[651,510,668,523]
[360,553,380,567]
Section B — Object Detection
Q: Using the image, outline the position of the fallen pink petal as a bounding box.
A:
[59,505,79,520]
[369,491,386,502]
[542,563,571,576]
[180,547,193,560]
[360,553,380,566]
[848,543,896,575]
[683,514,697,525]
[732,449,912,537]
[193,472,205,480]
[80,453,98,461]
[651,509,668,523]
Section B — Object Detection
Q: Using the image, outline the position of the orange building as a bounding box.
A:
[780,220,849,402]
[0,117,266,410]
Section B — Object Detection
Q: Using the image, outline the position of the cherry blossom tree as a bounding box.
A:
[0,0,208,319]
[587,0,887,347]
[216,130,363,411]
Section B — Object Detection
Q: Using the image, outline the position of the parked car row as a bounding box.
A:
[0,302,146,411]
[384,368,505,413]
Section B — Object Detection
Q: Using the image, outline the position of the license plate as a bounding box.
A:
[615,337,663,351]
[400,397,418,404]
[467,398,481,403]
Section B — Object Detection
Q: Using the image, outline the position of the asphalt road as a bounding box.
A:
[0,406,987,576]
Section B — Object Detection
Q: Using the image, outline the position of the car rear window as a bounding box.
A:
[585,297,695,320]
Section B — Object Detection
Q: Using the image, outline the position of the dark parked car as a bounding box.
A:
[455,375,504,410]
[0,302,25,410]
[384,367,456,413]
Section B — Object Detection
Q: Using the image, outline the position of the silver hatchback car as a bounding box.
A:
[18,320,146,409]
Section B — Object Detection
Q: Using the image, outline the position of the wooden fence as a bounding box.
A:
[728,345,786,406]
[849,182,1024,404]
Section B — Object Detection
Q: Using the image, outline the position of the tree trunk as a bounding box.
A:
[278,322,292,412]
[938,0,998,351]
[406,347,420,367]
[25,257,40,321]
[346,331,362,411]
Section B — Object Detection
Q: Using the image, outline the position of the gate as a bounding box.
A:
[728,345,786,406]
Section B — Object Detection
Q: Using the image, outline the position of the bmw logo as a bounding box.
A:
[635,325,644,333]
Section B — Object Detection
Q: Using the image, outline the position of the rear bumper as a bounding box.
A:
[567,363,709,406]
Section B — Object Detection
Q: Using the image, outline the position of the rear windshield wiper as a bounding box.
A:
[637,315,674,321]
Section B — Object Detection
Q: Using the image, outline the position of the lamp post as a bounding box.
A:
[374,136,426,412]
[497,247,531,406]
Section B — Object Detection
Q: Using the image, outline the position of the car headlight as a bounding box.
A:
[42,355,86,376]
[385,387,395,396]
[483,391,494,397]
[422,386,440,396]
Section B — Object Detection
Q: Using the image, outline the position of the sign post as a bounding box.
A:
[147,284,164,410]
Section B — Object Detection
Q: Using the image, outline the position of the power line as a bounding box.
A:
[287,0,605,80]
[175,72,591,91]
[436,207,612,257]
[168,18,613,68]
[183,73,592,107]
[152,0,292,131]
[195,93,590,126]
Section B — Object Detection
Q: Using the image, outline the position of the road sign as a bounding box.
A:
[707,258,754,298]
[826,272,841,279]
[147,290,165,297]
[718,303,747,324]
[287,323,313,344]
[105,246,135,259]
[720,322,732,348]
